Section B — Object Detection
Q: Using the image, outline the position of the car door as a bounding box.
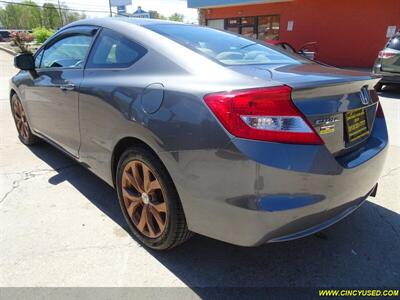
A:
[78,28,148,183]
[26,26,97,157]
[381,34,400,73]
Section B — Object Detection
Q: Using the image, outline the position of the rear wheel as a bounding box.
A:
[116,146,192,250]
[10,94,39,145]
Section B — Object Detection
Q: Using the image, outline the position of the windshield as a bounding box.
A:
[145,24,305,66]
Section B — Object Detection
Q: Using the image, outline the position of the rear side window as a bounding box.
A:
[86,29,147,68]
[387,35,400,51]
[145,24,303,66]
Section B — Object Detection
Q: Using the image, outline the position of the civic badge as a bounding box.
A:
[360,86,371,105]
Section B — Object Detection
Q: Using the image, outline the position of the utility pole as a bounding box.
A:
[57,0,64,26]
[108,0,113,17]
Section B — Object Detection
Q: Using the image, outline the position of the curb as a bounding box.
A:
[0,45,17,56]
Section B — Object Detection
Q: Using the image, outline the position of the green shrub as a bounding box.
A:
[32,27,55,44]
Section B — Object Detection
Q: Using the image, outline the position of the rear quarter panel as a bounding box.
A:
[77,22,272,186]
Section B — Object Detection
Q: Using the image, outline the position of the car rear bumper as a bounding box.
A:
[160,118,388,246]
[268,187,373,242]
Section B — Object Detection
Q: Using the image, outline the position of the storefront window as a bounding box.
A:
[258,15,280,41]
[207,19,225,30]
[240,16,256,38]
[209,15,280,41]
[226,18,240,34]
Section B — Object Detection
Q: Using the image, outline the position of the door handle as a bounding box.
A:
[60,83,75,91]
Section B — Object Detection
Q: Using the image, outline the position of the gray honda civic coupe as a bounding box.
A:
[10,18,388,250]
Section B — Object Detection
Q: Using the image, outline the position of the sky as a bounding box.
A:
[5,0,199,23]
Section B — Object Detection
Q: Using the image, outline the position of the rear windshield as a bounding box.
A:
[145,24,304,66]
[387,35,400,51]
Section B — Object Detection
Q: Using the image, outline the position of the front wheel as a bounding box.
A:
[10,94,39,145]
[116,146,192,250]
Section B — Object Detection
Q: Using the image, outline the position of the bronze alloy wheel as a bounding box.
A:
[121,160,167,238]
[117,147,192,250]
[12,97,30,140]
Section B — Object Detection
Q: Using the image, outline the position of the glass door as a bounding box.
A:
[226,17,256,37]
[240,16,256,38]
[226,18,240,34]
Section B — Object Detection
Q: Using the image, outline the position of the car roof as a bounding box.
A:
[114,17,183,26]
[66,17,185,29]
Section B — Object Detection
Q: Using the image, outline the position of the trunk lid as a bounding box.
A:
[230,63,381,154]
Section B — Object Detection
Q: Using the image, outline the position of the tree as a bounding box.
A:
[149,10,167,20]
[0,1,86,30]
[0,1,42,29]
[42,3,62,28]
[20,1,42,28]
[0,3,23,29]
[60,3,86,25]
[168,13,184,22]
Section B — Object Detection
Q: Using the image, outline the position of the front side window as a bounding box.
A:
[41,35,93,69]
[146,24,304,66]
[86,29,147,69]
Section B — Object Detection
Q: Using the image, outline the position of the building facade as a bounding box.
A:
[188,0,400,68]
[131,6,151,18]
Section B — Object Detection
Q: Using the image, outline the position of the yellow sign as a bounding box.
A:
[345,108,369,143]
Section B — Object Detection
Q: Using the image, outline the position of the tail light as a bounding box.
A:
[204,86,323,144]
[376,102,385,118]
[378,50,396,59]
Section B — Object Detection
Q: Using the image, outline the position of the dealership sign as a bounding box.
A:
[110,0,132,7]
[117,6,127,14]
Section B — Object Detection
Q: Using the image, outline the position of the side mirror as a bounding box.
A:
[14,53,35,70]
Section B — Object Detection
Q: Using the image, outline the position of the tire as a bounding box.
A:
[116,146,192,250]
[10,93,39,145]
